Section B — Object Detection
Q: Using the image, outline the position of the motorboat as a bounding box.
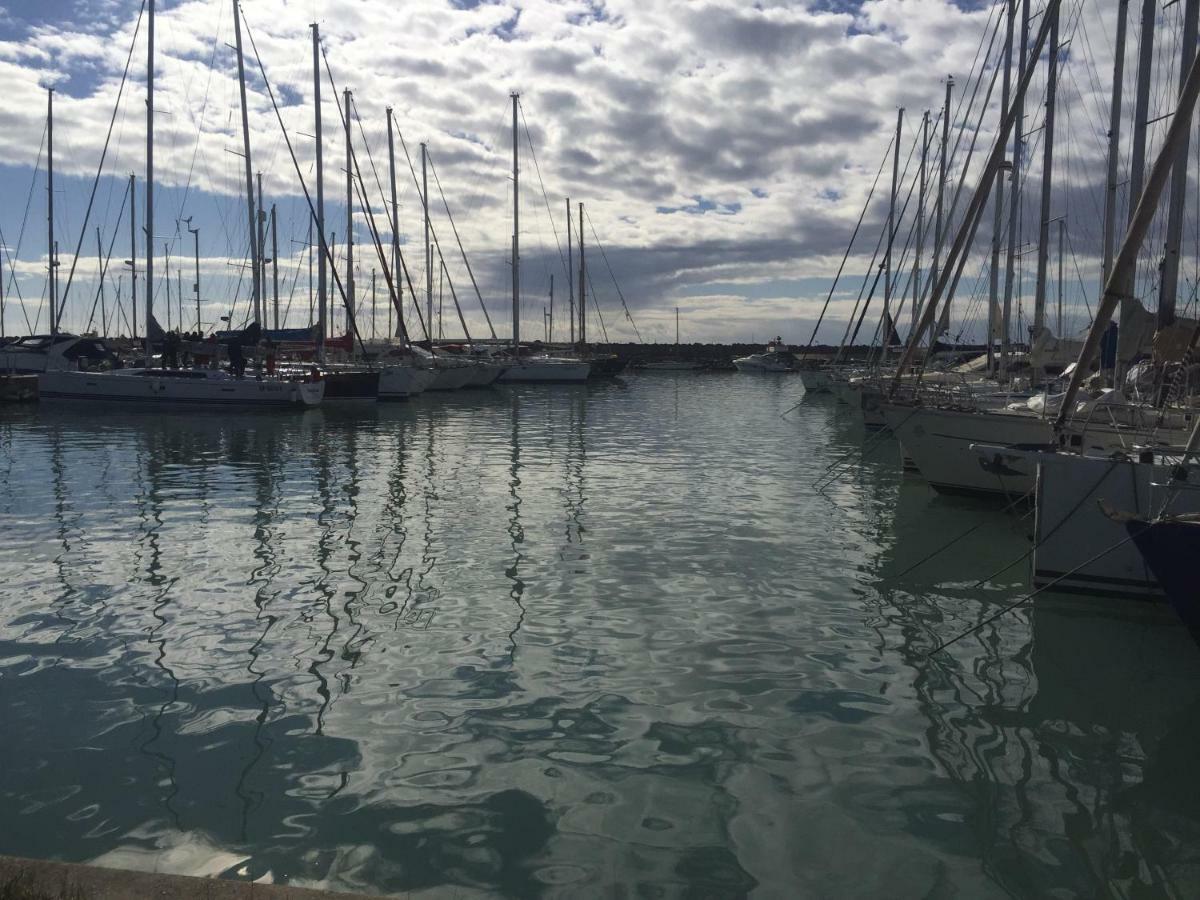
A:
[37,367,324,408]
[733,337,797,373]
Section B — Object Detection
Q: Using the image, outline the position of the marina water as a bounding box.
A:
[2,374,1199,897]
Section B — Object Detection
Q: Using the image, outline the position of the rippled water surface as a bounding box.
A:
[2,374,1199,897]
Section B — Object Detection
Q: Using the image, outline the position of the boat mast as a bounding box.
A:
[311,23,326,357]
[933,77,952,343]
[1000,0,1028,374]
[422,141,431,341]
[1158,0,1199,331]
[578,201,585,345]
[232,0,259,326]
[890,0,1063,391]
[128,174,137,340]
[1054,34,1200,429]
[386,107,403,339]
[511,92,519,353]
[1101,1,1130,290]
[96,228,106,336]
[676,306,680,345]
[270,203,279,330]
[990,4,1015,372]
[884,107,902,354]
[1032,1,1060,338]
[145,0,154,362]
[1057,217,1064,333]
[186,217,200,332]
[256,172,265,327]
[566,196,574,346]
[914,110,928,332]
[47,88,57,335]
[344,88,354,337]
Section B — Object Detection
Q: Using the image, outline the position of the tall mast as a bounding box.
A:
[371,267,376,341]
[511,93,519,352]
[1000,0,1029,374]
[566,196,574,345]
[1032,2,1060,337]
[676,306,680,345]
[1055,30,1200,429]
[270,203,279,330]
[96,228,106,336]
[311,24,326,355]
[1057,217,1065,334]
[145,0,154,360]
[187,217,200,332]
[232,0,258,326]
[256,172,265,326]
[578,201,585,345]
[989,4,1015,371]
[885,107,902,350]
[47,88,57,335]
[1158,0,1199,330]
[344,88,354,335]
[386,107,403,339]
[1101,1,1130,288]
[129,174,137,340]
[549,274,554,342]
[422,141,431,339]
[932,77,952,311]
[914,110,928,331]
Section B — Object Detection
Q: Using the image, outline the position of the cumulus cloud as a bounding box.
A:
[0,1,1138,343]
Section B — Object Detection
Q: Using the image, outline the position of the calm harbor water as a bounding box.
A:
[2,374,1199,898]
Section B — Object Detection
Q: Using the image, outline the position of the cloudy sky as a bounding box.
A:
[0,1,1167,345]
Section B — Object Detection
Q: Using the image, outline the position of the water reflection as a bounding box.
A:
[1,380,1198,897]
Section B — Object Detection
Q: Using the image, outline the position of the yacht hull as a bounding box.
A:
[379,365,436,400]
[497,359,591,383]
[882,404,1052,497]
[1034,453,1200,599]
[37,370,324,408]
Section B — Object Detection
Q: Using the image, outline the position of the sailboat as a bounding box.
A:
[495,93,590,384]
[39,1,324,409]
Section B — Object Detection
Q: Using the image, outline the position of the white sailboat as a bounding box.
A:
[37,1,324,410]
[496,92,590,385]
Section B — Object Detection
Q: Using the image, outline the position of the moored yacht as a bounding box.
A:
[38,367,324,408]
[1,334,116,374]
[733,337,797,373]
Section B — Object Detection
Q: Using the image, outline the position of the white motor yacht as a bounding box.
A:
[733,337,797,373]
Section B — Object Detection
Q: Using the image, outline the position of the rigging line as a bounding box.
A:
[239,12,369,356]
[805,135,895,351]
[388,118,467,341]
[928,522,1150,658]
[330,69,426,343]
[349,157,429,341]
[517,99,570,281]
[85,179,131,331]
[584,209,643,342]
[582,264,610,342]
[170,0,225,234]
[427,150,498,338]
[431,238,473,341]
[346,95,418,339]
[4,123,47,335]
[58,0,146,313]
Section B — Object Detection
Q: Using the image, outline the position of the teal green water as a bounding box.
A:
[2,375,1199,897]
